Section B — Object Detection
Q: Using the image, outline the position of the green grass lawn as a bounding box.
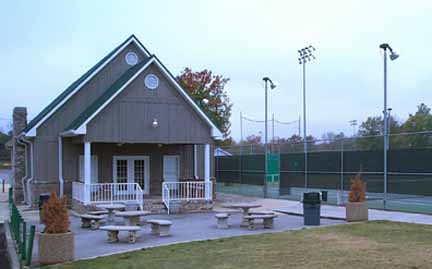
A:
[50,221,432,269]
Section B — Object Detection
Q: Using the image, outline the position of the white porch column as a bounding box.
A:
[193,145,198,179]
[84,141,91,204]
[204,143,211,200]
[58,136,64,197]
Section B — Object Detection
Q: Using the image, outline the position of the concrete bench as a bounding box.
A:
[100,225,141,243]
[243,214,277,230]
[215,213,230,229]
[248,210,276,216]
[80,214,105,229]
[88,210,109,216]
[147,219,172,237]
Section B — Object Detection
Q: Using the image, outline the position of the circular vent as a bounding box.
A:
[125,52,138,66]
[145,74,159,90]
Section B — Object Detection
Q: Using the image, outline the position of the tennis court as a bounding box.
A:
[216,133,432,214]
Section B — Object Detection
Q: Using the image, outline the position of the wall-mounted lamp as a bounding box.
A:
[152,118,158,128]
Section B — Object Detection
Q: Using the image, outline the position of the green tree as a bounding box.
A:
[402,103,432,132]
[397,103,432,148]
[356,115,401,150]
[177,68,232,144]
[0,130,11,162]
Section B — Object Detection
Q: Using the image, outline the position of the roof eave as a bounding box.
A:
[60,130,81,137]
[24,35,152,137]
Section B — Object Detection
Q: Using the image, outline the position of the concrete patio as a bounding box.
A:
[24,210,344,264]
[3,190,432,266]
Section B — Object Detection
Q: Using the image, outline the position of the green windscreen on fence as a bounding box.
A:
[266,153,280,182]
[216,149,432,196]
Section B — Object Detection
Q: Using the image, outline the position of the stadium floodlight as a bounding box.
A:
[298,45,316,189]
[262,77,277,198]
[349,120,358,137]
[379,43,399,208]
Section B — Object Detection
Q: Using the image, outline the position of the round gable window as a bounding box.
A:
[125,52,138,66]
[145,74,159,90]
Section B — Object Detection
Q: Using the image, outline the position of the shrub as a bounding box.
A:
[348,173,366,203]
[40,192,70,233]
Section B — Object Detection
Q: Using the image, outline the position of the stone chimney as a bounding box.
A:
[12,107,27,203]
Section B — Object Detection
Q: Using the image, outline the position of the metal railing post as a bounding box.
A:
[21,221,26,260]
[25,225,35,267]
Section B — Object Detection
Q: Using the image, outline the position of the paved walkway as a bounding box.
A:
[0,184,10,222]
[214,193,432,225]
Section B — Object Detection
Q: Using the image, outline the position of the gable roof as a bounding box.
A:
[64,56,223,138]
[24,35,151,136]
[66,56,154,131]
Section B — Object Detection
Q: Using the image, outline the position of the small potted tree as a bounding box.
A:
[38,192,74,264]
[345,173,368,222]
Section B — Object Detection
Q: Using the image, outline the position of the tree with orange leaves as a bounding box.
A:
[177,68,232,145]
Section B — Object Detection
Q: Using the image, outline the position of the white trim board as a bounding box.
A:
[26,36,150,137]
[72,57,222,138]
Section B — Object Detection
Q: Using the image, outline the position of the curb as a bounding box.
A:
[3,221,22,269]
[272,209,346,221]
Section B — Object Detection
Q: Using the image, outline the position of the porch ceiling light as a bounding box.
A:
[152,118,158,128]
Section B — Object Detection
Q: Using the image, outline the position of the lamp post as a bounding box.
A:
[379,43,399,208]
[262,77,277,198]
[298,45,316,189]
[383,108,392,150]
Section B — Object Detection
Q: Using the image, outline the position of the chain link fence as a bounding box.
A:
[215,131,432,214]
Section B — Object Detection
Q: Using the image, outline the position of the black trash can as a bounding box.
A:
[321,191,328,202]
[39,193,51,222]
[303,192,321,226]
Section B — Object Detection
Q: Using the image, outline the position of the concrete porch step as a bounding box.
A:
[143,197,167,214]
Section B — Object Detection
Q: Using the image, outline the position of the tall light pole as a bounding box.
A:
[349,120,358,137]
[379,43,399,208]
[383,108,392,150]
[240,111,243,143]
[298,45,316,189]
[262,77,277,198]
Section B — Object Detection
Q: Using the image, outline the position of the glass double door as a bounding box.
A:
[113,156,150,194]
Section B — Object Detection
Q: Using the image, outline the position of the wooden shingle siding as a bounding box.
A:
[85,64,212,144]
[33,43,147,182]
[37,43,147,136]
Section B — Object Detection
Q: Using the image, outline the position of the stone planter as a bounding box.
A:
[38,231,74,265]
[345,201,368,222]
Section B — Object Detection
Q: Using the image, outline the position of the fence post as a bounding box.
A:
[339,139,344,204]
[25,225,35,267]
[21,221,26,260]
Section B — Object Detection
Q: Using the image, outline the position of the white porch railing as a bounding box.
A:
[72,182,144,210]
[162,181,212,214]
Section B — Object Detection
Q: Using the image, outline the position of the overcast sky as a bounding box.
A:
[1,0,431,140]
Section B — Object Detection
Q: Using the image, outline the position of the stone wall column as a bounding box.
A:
[12,107,27,203]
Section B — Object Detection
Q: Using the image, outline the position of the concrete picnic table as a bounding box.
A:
[97,204,126,224]
[221,203,262,227]
[115,210,151,226]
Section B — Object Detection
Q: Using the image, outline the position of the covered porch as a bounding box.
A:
[64,139,213,212]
